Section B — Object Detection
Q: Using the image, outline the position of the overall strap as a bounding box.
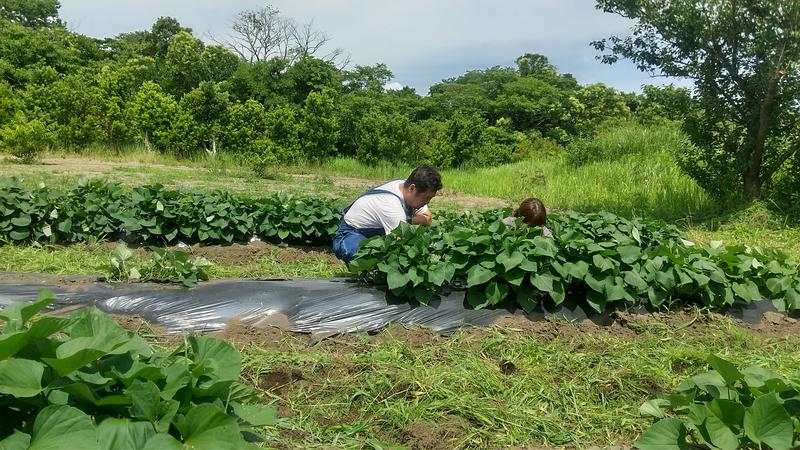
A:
[342,186,412,223]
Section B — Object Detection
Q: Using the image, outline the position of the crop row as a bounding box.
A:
[0,291,276,448]
[349,210,800,313]
[0,179,342,246]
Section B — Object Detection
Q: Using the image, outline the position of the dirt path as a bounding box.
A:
[2,156,507,209]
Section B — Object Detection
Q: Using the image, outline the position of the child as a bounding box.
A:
[503,197,553,237]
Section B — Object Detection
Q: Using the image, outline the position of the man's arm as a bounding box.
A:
[411,210,432,226]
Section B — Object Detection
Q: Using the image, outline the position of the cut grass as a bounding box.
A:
[0,244,343,280]
[234,318,800,448]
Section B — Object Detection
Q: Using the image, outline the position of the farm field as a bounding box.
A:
[2,153,800,449]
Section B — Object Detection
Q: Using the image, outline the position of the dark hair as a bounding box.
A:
[513,197,547,226]
[405,164,442,193]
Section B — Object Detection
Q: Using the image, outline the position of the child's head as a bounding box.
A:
[513,198,547,226]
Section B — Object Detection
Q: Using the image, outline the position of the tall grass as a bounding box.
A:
[284,152,710,222]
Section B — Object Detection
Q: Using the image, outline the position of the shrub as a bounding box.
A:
[0,115,55,163]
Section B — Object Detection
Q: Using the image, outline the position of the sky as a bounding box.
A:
[57,0,688,95]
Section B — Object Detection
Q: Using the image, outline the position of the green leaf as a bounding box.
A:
[634,418,688,450]
[29,405,98,450]
[484,281,509,306]
[707,399,746,429]
[467,264,495,287]
[0,358,44,397]
[189,335,241,382]
[743,394,794,450]
[624,270,649,291]
[10,215,31,226]
[618,245,642,264]
[702,414,739,450]
[232,402,277,426]
[127,380,161,422]
[497,250,524,271]
[175,404,244,449]
[0,289,56,331]
[639,399,668,419]
[0,432,30,450]
[707,355,742,387]
[10,229,30,241]
[386,270,408,291]
[97,418,155,450]
[142,434,183,450]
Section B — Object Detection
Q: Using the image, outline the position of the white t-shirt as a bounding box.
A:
[344,180,430,234]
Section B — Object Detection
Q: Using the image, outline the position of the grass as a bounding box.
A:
[233,317,800,448]
[0,244,343,280]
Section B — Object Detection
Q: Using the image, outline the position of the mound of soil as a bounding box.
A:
[400,415,471,450]
[185,241,338,266]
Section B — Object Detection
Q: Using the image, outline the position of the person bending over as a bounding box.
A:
[502,197,553,237]
[333,164,442,263]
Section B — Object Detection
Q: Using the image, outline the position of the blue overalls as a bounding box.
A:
[332,188,412,263]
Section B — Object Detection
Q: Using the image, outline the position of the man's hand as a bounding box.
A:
[411,211,432,226]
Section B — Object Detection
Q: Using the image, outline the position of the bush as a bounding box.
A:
[512,135,567,161]
[0,115,55,163]
[355,109,419,165]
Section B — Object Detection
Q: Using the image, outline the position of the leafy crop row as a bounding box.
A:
[350,210,800,313]
[0,179,342,246]
[0,290,277,449]
[637,355,800,450]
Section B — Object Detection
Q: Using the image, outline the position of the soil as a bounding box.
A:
[183,241,339,266]
[0,271,105,285]
[400,415,471,450]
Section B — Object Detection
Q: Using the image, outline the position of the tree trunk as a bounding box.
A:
[143,131,152,153]
[742,69,784,198]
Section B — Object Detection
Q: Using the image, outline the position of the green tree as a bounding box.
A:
[637,84,697,123]
[264,104,301,161]
[300,89,338,161]
[164,31,205,95]
[0,80,19,126]
[148,16,191,58]
[96,57,156,145]
[285,56,340,104]
[342,63,393,92]
[202,45,240,83]
[571,83,631,136]
[179,81,230,155]
[128,81,178,152]
[221,99,267,154]
[0,0,60,27]
[354,108,418,165]
[593,0,800,198]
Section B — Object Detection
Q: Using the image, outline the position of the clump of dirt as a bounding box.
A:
[258,366,305,394]
[185,241,338,266]
[111,314,165,334]
[745,311,800,338]
[399,415,471,450]
[214,322,308,350]
[0,271,104,286]
[378,323,444,349]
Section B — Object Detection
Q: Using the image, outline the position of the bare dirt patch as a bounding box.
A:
[399,415,471,450]
[185,241,338,266]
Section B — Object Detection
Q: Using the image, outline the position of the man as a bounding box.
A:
[333,164,442,263]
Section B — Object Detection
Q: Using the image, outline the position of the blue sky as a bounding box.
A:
[58,0,688,94]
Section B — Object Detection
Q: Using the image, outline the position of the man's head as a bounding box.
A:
[514,197,547,226]
[403,164,442,209]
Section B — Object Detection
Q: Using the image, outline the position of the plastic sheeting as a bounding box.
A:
[0,272,781,336]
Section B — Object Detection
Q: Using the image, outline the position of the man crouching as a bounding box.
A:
[333,164,442,264]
